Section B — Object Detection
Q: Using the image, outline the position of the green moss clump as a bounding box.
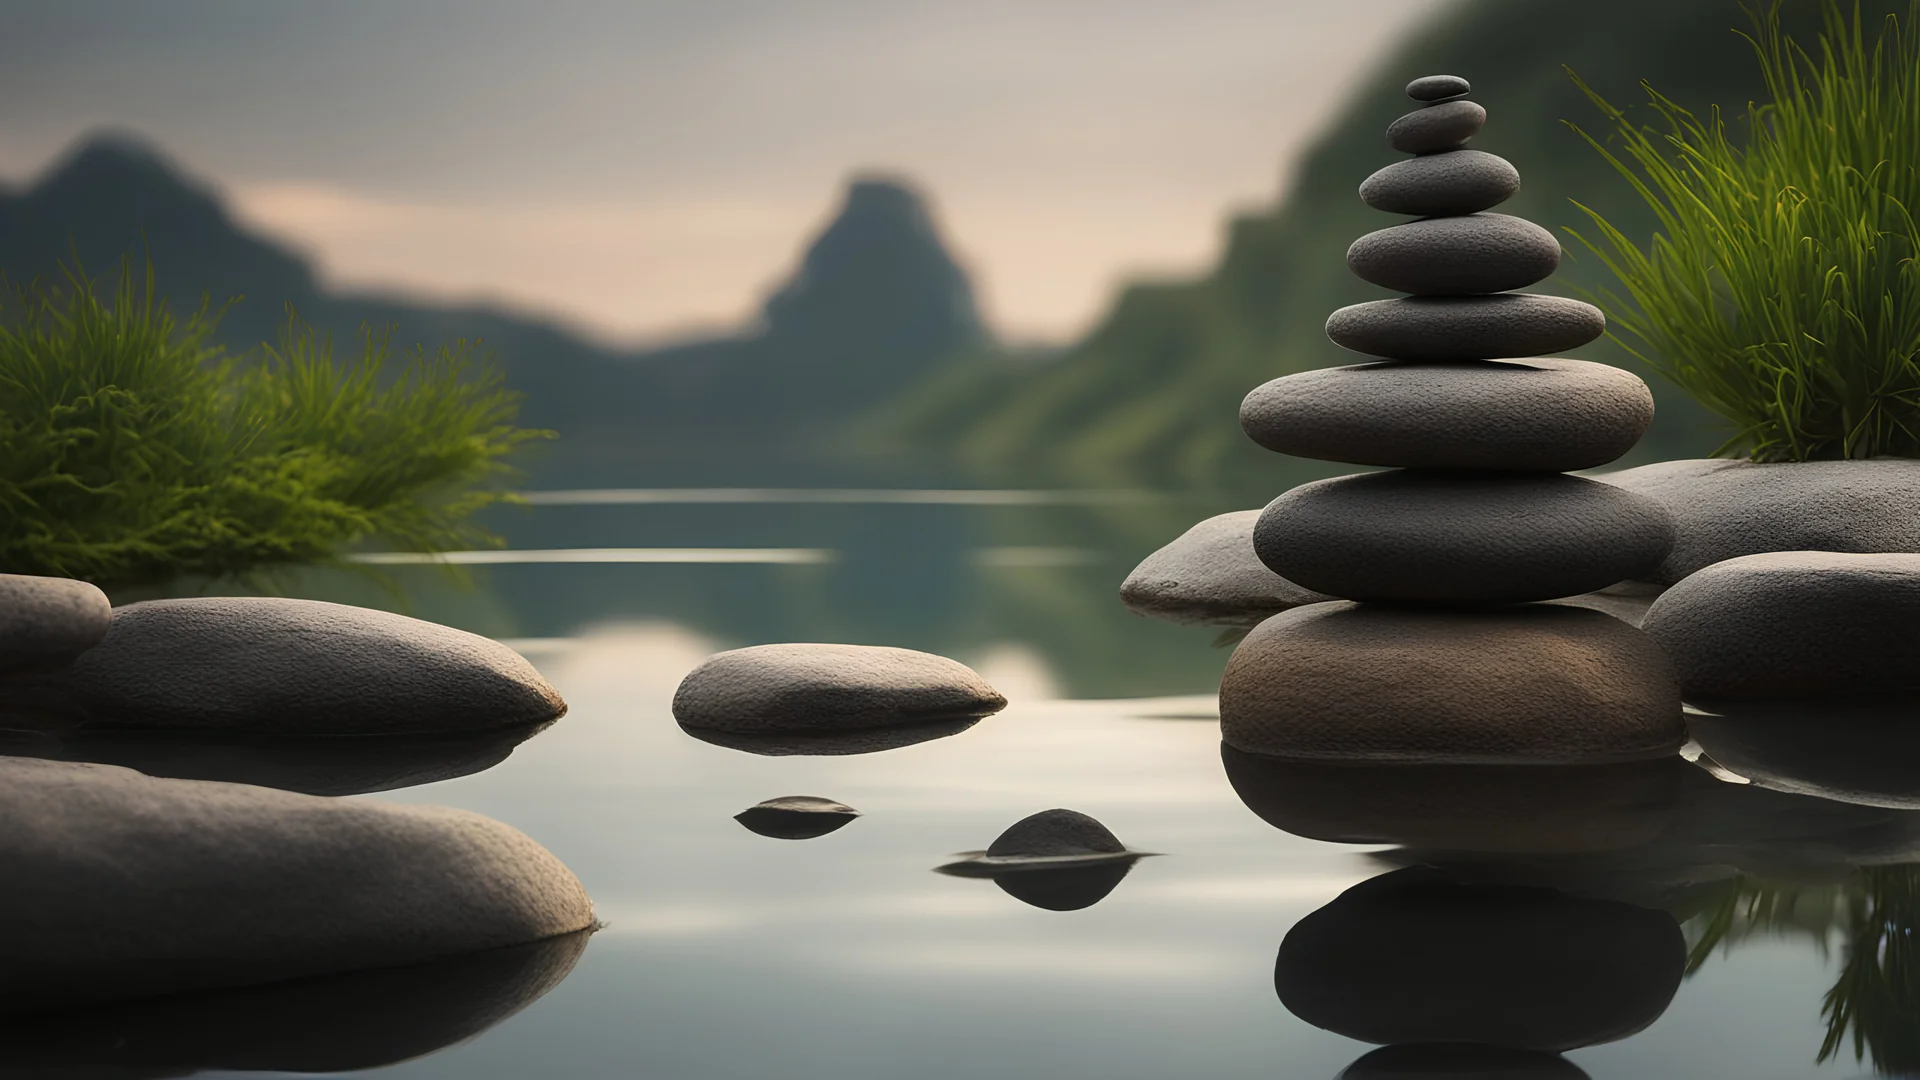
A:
[1570,0,1920,461]
[0,264,549,591]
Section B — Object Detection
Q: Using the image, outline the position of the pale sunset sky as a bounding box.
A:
[0,0,1447,346]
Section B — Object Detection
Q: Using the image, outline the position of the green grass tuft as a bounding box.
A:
[1566,0,1920,461]
[0,262,550,591]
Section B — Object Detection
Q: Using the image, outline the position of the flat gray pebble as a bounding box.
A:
[1326,294,1605,361]
[1405,74,1471,101]
[1388,99,1486,154]
[1348,213,1560,296]
[673,643,1005,734]
[1360,149,1520,216]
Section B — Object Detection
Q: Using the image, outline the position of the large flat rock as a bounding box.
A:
[1327,294,1604,361]
[57,597,565,734]
[673,643,1005,734]
[1254,471,1673,604]
[0,757,595,1010]
[1596,458,1920,583]
[1240,359,1652,472]
[1643,551,1920,698]
[1119,510,1332,625]
[1347,213,1560,296]
[1219,602,1684,764]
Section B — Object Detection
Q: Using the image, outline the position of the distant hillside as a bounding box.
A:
[0,137,988,486]
[870,0,1905,496]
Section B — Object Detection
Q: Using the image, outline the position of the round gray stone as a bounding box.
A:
[673,643,1005,734]
[1254,471,1674,604]
[987,808,1127,858]
[1277,867,1685,1051]
[0,574,110,670]
[0,756,595,1010]
[1348,213,1561,296]
[1360,149,1521,216]
[1220,602,1684,764]
[1388,99,1486,154]
[1405,74,1471,102]
[1119,510,1333,625]
[1595,457,1920,583]
[1239,359,1653,472]
[1327,294,1606,361]
[1643,551,1920,698]
[57,598,565,734]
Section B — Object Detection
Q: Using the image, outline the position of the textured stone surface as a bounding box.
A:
[1239,359,1653,471]
[1688,700,1920,809]
[734,795,862,839]
[60,598,565,734]
[0,930,589,1073]
[1360,149,1521,216]
[1388,99,1487,154]
[1327,294,1605,361]
[1254,471,1673,603]
[1223,746,1686,854]
[1341,1044,1590,1080]
[1276,867,1685,1051]
[1643,551,1920,698]
[1219,603,1684,764]
[0,757,595,1010]
[1348,213,1560,296]
[1120,510,1332,625]
[673,643,1005,734]
[1596,457,1920,583]
[987,808,1127,858]
[0,573,110,670]
[1405,74,1470,102]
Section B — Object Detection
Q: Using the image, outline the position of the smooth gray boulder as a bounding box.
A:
[0,573,110,670]
[1255,471,1674,604]
[1347,213,1560,296]
[0,756,595,1011]
[1220,603,1684,764]
[1120,510,1333,625]
[1388,99,1486,154]
[1405,74,1470,102]
[58,597,565,734]
[1239,359,1653,472]
[1595,457,1920,583]
[1327,294,1605,361]
[1278,868,1685,1051]
[673,643,1005,734]
[1360,149,1521,217]
[1643,551,1920,698]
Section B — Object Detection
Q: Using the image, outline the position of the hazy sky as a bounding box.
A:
[0,0,1445,345]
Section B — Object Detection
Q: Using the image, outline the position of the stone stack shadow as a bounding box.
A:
[1221,74,1686,765]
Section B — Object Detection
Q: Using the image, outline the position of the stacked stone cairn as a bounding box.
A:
[1218,75,1688,765]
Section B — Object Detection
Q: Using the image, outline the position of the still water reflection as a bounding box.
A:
[39,494,1920,1078]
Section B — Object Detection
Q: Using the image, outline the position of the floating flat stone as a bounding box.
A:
[1348,213,1561,295]
[1240,359,1652,472]
[0,757,595,1010]
[56,598,564,734]
[1276,867,1685,1051]
[1119,510,1333,625]
[1224,746,1686,854]
[1643,551,1920,698]
[673,643,1005,734]
[1220,603,1683,764]
[0,574,110,670]
[1405,74,1471,102]
[1360,149,1520,216]
[1388,99,1486,154]
[1596,457,1920,583]
[1254,471,1673,603]
[935,809,1148,911]
[1327,294,1605,361]
[735,795,861,839]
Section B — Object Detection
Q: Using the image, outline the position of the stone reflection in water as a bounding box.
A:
[0,928,590,1077]
[734,795,861,839]
[0,722,552,797]
[1338,1043,1591,1079]
[935,809,1152,911]
[1276,866,1684,1052]
[1223,744,1685,854]
[682,716,981,756]
[1687,698,1920,809]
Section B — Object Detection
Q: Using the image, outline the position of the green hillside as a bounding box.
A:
[869,0,1906,497]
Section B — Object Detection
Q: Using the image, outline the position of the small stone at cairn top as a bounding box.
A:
[1406,74,1470,101]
